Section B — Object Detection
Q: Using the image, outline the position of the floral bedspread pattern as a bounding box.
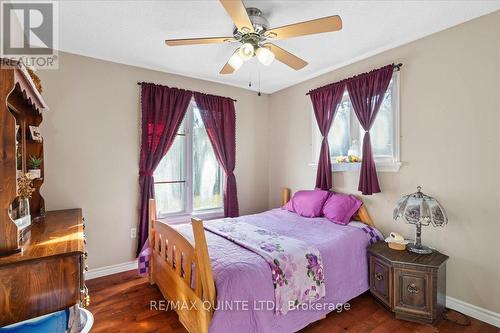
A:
[204,218,326,314]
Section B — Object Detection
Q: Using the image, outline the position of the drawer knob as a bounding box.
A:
[407,283,419,294]
[375,272,383,281]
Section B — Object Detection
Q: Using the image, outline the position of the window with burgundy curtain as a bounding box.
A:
[193,92,239,218]
[346,65,394,195]
[309,82,346,190]
[137,83,192,256]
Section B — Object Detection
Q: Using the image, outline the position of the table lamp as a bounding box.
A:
[393,186,447,254]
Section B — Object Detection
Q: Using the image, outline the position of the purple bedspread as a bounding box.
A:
[174,209,382,333]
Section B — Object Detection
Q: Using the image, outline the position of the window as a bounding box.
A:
[154,100,224,220]
[312,72,401,172]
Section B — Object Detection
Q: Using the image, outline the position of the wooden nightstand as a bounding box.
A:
[367,241,449,324]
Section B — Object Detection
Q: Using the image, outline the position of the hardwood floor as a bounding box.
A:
[86,270,499,333]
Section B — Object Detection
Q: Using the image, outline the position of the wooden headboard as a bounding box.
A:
[281,188,375,227]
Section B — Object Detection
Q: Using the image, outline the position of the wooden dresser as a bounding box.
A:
[367,241,449,324]
[0,209,88,326]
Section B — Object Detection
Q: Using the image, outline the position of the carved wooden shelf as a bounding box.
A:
[1,60,48,255]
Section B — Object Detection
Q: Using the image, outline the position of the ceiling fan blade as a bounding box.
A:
[266,15,342,40]
[165,37,235,46]
[219,0,254,33]
[220,62,235,75]
[265,43,308,70]
[219,49,238,75]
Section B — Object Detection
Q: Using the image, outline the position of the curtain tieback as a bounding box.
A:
[139,171,154,177]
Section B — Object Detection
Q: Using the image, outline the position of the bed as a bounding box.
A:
[147,188,381,333]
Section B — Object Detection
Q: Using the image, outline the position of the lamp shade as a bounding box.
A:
[256,46,275,66]
[238,43,255,61]
[393,186,448,227]
[228,52,244,70]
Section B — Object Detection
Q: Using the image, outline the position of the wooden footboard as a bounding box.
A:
[148,199,215,333]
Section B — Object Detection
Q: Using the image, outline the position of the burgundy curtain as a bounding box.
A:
[346,65,393,195]
[309,82,346,189]
[194,92,239,217]
[137,83,193,256]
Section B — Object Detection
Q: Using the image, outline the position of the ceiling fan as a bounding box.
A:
[165,0,343,74]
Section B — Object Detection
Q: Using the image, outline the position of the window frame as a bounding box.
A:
[310,71,401,173]
[154,100,224,223]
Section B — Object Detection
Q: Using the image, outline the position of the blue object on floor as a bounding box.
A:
[0,309,69,333]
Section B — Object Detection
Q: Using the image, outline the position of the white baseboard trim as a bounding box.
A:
[446,296,500,328]
[85,260,138,280]
[84,262,499,328]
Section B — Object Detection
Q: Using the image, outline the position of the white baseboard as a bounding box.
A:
[84,260,138,280]
[84,261,499,328]
[446,296,500,328]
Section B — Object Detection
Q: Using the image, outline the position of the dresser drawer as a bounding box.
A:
[369,255,392,307]
[0,254,81,326]
[394,267,433,318]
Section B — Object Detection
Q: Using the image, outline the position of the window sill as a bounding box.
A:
[308,161,402,173]
[157,209,224,225]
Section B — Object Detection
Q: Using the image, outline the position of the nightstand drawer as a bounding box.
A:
[394,267,432,317]
[369,255,392,307]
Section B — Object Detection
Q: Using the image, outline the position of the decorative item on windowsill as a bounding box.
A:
[347,139,360,158]
[28,155,43,179]
[9,173,35,235]
[393,186,448,254]
[335,138,362,164]
[335,155,361,163]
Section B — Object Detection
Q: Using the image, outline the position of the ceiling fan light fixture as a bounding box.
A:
[167,2,343,75]
[228,51,244,70]
[256,46,275,66]
[239,42,255,61]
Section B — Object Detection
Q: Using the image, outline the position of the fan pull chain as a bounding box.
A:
[258,70,261,96]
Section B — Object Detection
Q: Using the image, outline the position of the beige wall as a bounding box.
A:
[38,52,270,269]
[267,11,500,312]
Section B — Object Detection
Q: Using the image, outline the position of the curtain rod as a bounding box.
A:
[137,82,237,102]
[305,63,403,96]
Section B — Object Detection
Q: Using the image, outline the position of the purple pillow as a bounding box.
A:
[322,192,362,225]
[282,190,330,218]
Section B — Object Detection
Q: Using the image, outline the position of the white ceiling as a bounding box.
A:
[58,1,500,93]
